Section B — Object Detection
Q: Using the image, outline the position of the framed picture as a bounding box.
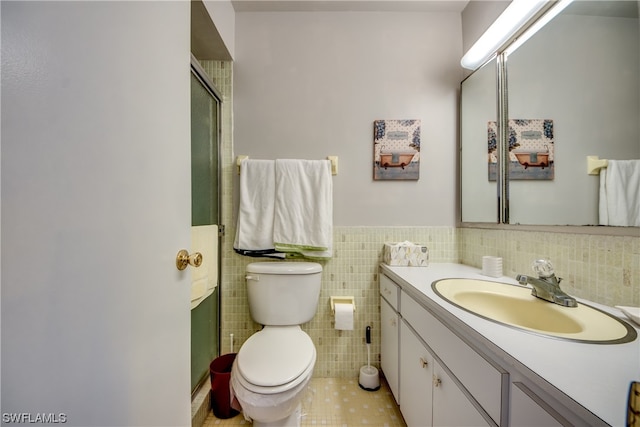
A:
[373,119,421,180]
[488,119,554,180]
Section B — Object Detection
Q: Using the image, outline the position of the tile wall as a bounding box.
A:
[222,226,458,378]
[202,61,639,379]
[459,228,640,308]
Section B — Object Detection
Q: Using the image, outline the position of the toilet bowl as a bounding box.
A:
[231,326,316,426]
[231,262,322,427]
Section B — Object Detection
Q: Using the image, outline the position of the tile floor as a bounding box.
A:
[203,377,406,427]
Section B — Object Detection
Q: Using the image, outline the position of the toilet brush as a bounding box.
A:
[359,326,380,391]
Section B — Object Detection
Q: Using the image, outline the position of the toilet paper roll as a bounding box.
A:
[334,302,354,331]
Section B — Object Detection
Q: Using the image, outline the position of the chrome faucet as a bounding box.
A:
[516,259,577,307]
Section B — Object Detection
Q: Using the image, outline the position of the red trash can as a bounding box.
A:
[209,353,239,419]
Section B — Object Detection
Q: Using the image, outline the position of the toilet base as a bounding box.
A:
[253,403,302,427]
[231,353,314,426]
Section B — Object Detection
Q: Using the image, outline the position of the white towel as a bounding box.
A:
[234,159,278,252]
[599,159,640,227]
[191,225,219,309]
[273,159,333,259]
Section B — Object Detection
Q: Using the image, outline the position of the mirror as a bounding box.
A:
[461,59,497,223]
[461,0,639,227]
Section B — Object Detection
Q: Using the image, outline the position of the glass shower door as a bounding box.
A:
[190,62,221,394]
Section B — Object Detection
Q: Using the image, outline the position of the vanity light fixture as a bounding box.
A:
[504,0,575,56]
[460,0,548,70]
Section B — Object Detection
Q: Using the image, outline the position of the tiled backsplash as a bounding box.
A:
[459,228,640,309]
[221,226,458,378]
[202,60,639,379]
[221,224,638,378]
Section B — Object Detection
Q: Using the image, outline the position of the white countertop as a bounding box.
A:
[380,263,640,427]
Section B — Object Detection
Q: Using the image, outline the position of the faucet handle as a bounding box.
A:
[532,258,555,278]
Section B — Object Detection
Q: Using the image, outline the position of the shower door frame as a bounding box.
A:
[190,55,223,395]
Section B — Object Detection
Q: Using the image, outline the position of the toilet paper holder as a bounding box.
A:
[330,296,356,314]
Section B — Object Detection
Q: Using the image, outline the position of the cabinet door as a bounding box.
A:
[432,362,491,427]
[381,298,400,404]
[510,382,566,427]
[400,322,433,427]
[401,291,504,423]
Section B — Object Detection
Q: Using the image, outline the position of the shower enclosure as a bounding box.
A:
[190,57,222,394]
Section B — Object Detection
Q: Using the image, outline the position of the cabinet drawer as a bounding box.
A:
[380,274,399,310]
[401,291,506,425]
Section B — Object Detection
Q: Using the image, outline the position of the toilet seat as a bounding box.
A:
[236,326,315,394]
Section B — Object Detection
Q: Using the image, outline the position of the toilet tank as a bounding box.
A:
[245,262,322,326]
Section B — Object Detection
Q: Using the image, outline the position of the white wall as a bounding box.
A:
[233,11,463,226]
[203,0,236,59]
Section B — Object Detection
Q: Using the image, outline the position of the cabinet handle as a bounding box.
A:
[433,376,442,387]
[420,357,428,368]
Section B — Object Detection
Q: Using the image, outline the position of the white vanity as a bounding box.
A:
[380,263,640,426]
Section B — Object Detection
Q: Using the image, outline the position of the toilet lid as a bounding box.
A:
[237,327,315,387]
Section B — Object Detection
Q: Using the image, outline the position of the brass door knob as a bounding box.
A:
[176,249,203,271]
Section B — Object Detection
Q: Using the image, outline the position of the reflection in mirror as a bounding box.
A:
[460,1,639,228]
[507,0,639,226]
[460,59,497,223]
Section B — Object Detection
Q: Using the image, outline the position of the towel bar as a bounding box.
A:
[587,155,608,175]
[236,155,338,175]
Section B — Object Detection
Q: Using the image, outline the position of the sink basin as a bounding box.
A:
[432,278,637,344]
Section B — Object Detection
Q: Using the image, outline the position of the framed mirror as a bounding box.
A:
[460,0,639,230]
[460,58,498,223]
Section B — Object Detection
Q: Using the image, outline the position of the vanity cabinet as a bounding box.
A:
[381,271,506,426]
[379,265,629,427]
[380,275,400,403]
[401,290,506,425]
[400,321,490,427]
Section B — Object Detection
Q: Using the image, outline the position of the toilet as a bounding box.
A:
[231,262,322,427]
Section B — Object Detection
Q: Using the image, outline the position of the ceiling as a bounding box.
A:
[194,0,471,60]
[231,0,470,13]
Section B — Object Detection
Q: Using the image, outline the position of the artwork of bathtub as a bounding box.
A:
[487,119,554,181]
[379,150,416,169]
[374,119,420,180]
[513,151,550,169]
